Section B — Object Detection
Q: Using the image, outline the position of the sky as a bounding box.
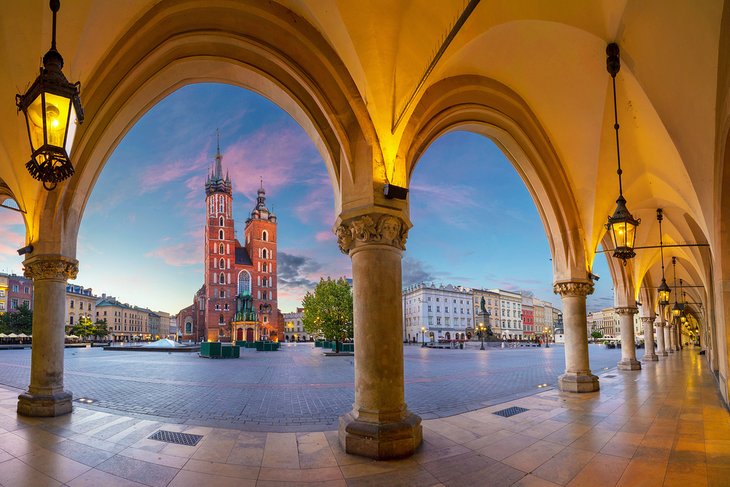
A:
[0,83,613,314]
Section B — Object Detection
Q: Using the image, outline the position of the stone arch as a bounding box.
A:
[397,75,589,282]
[26,0,378,258]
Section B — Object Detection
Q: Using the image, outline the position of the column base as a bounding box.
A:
[642,353,659,362]
[657,351,669,356]
[17,391,72,417]
[339,410,422,459]
[618,359,642,370]
[558,372,599,393]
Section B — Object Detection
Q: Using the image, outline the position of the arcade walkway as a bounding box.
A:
[0,349,726,486]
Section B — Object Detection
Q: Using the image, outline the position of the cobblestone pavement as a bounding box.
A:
[0,343,624,432]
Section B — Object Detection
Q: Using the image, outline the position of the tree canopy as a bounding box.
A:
[70,317,109,339]
[0,302,33,335]
[302,277,353,343]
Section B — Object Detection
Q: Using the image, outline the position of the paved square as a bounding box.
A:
[0,343,624,431]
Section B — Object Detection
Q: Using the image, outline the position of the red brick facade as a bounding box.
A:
[178,144,279,342]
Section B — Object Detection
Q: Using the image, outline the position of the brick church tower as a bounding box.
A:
[178,134,280,343]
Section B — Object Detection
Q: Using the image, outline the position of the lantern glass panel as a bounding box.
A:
[658,289,670,306]
[26,91,73,152]
[611,219,636,251]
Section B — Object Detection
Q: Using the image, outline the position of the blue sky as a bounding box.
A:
[0,83,613,314]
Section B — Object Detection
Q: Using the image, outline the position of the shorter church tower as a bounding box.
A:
[245,181,278,330]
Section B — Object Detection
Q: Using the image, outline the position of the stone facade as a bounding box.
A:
[65,284,96,332]
[402,283,473,343]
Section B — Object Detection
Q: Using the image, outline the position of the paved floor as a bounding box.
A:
[0,344,624,431]
[0,348,726,486]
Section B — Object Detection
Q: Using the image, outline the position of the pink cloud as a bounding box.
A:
[315,231,334,242]
[139,148,210,193]
[0,210,26,256]
[223,125,321,199]
[294,182,335,225]
[145,242,200,266]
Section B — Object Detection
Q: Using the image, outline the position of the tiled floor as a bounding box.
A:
[0,348,727,486]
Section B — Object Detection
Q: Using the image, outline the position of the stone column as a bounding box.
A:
[655,317,668,356]
[17,254,78,417]
[664,324,673,353]
[336,213,421,459]
[641,316,658,361]
[616,307,641,370]
[554,281,599,392]
[674,321,682,350]
[668,323,678,351]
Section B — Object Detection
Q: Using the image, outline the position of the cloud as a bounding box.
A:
[294,181,335,225]
[315,231,334,242]
[0,210,25,256]
[402,257,437,286]
[145,243,199,266]
[223,124,322,201]
[278,252,321,288]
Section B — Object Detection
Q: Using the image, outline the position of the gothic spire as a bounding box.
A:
[205,129,232,196]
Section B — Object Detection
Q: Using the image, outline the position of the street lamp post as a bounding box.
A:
[421,326,426,347]
[543,327,550,348]
[479,323,485,350]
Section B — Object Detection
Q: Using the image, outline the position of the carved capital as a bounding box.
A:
[23,255,78,281]
[640,316,655,325]
[615,307,638,316]
[553,280,594,297]
[336,213,409,254]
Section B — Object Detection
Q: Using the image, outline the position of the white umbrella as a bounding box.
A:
[0,333,7,338]
[7,333,18,338]
[17,333,27,338]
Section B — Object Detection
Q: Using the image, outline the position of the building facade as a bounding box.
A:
[521,294,534,338]
[96,295,151,342]
[1,273,33,313]
[498,290,523,339]
[403,283,472,343]
[65,284,97,331]
[283,308,315,341]
[178,142,280,342]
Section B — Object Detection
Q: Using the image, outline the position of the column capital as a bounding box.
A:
[23,254,78,281]
[553,280,594,297]
[640,316,655,324]
[336,213,409,254]
[615,307,638,316]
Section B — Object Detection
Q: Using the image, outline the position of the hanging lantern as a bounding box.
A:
[15,0,84,191]
[604,43,640,264]
[658,278,671,306]
[656,209,671,306]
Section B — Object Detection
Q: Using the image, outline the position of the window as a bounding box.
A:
[219,216,224,226]
[262,248,268,259]
[70,316,74,325]
[219,258,225,268]
[445,307,449,313]
[219,243,224,254]
[262,230,268,241]
[79,302,83,310]
[263,263,267,272]
[24,287,30,294]
[436,297,439,302]
[12,285,18,292]
[219,229,224,240]
[437,317,441,325]
[70,300,74,308]
[428,305,432,312]
[262,278,268,287]
[224,303,229,311]
[238,271,251,295]
[215,304,220,310]
[219,272,225,284]
[219,289,225,298]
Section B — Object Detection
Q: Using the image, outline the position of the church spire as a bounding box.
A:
[205,130,232,196]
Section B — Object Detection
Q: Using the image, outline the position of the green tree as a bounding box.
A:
[1,303,33,335]
[591,330,603,341]
[70,316,96,340]
[302,277,353,352]
[93,318,109,340]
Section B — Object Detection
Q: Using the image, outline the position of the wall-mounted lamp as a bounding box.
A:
[17,245,34,256]
[384,183,409,200]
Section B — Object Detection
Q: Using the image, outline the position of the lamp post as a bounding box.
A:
[543,327,550,348]
[16,0,84,191]
[479,323,485,350]
[421,326,426,347]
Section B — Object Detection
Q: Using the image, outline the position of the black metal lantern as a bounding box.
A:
[604,43,640,263]
[656,209,671,306]
[15,0,84,191]
[671,258,684,317]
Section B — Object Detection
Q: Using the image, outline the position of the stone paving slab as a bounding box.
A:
[0,343,624,431]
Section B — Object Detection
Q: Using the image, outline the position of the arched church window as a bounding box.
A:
[262,249,268,259]
[262,230,268,241]
[238,271,251,295]
[219,243,224,254]
[219,216,224,226]
[219,229,224,240]
[219,272,225,284]
[219,258,225,268]
[219,314,225,324]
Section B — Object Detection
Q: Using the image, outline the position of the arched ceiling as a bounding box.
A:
[0,0,725,288]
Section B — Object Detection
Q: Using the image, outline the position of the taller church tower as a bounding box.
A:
[203,137,236,341]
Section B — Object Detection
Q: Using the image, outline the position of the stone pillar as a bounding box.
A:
[616,307,641,370]
[668,323,678,351]
[664,325,673,353]
[674,321,682,350]
[17,254,78,417]
[641,316,658,361]
[655,317,668,356]
[554,281,599,392]
[336,213,421,459]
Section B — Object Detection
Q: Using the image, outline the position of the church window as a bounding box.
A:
[263,277,268,287]
[219,229,224,240]
[263,316,268,323]
[219,216,224,226]
[220,289,225,298]
[263,263,267,272]
[219,258,224,268]
[238,271,251,295]
[219,314,225,324]
[215,304,220,310]
[262,249,268,259]
[224,303,229,311]
[219,243,224,254]
[219,272,225,285]
[262,230,268,241]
